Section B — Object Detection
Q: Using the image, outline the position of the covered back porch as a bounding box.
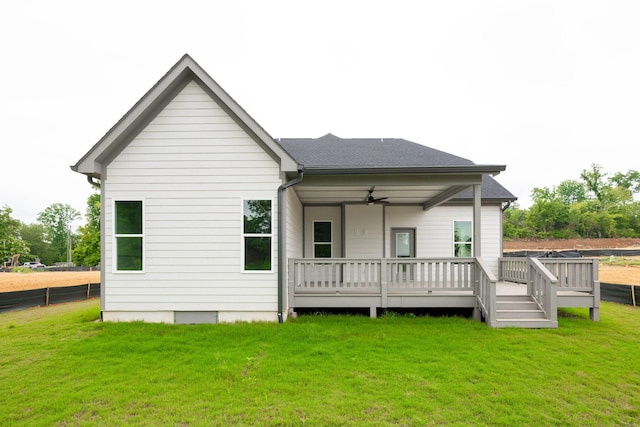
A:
[287,257,600,328]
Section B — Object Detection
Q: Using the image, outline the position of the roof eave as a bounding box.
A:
[301,165,507,176]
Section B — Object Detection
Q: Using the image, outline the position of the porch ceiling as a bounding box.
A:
[292,173,483,208]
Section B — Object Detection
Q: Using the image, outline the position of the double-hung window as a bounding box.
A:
[453,220,472,257]
[114,200,144,271]
[313,221,332,258]
[242,199,273,271]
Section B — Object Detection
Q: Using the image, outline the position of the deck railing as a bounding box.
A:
[499,257,529,283]
[500,257,599,293]
[538,258,599,292]
[500,256,600,322]
[289,258,476,294]
[475,257,498,325]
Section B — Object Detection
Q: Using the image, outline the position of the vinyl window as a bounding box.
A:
[453,220,472,257]
[313,221,332,258]
[242,199,273,271]
[114,200,144,271]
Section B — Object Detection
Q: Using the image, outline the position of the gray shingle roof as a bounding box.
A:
[277,133,474,168]
[276,133,516,202]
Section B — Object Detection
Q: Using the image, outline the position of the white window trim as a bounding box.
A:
[112,199,145,274]
[241,198,274,273]
[453,219,473,258]
[313,220,333,258]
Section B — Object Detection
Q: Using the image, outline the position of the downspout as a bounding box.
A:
[501,201,511,212]
[277,166,304,323]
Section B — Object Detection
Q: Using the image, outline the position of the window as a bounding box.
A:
[243,200,272,271]
[454,220,472,257]
[114,201,143,271]
[313,221,332,258]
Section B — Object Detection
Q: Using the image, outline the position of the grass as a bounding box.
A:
[1,301,639,426]
[10,266,35,273]
[600,256,640,267]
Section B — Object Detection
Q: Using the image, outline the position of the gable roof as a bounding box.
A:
[278,134,516,202]
[72,54,298,178]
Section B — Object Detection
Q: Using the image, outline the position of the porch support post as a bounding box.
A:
[473,184,482,257]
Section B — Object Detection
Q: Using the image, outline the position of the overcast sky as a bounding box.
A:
[2,0,639,226]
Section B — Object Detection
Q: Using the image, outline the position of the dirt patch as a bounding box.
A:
[0,271,100,293]
[599,264,640,286]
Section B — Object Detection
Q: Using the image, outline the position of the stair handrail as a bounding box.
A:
[528,257,558,322]
[475,257,498,326]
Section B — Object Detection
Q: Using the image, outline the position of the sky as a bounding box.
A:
[1,0,639,227]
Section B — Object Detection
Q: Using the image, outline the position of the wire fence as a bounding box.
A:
[0,283,100,313]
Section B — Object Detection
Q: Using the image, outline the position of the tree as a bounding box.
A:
[20,223,56,265]
[502,203,531,238]
[37,203,81,264]
[556,179,587,205]
[526,198,571,238]
[505,165,640,240]
[0,206,30,262]
[73,193,101,266]
[580,164,607,205]
[610,170,640,194]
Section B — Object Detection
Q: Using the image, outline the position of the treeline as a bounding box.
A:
[0,193,100,267]
[504,164,640,239]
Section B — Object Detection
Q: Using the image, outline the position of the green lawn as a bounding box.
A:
[1,301,639,426]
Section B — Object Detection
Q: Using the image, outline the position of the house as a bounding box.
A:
[72,54,599,328]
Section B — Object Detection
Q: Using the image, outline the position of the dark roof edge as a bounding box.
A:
[302,165,507,175]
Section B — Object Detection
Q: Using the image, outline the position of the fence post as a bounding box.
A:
[45,287,50,306]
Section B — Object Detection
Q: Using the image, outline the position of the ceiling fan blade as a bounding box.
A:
[365,188,388,204]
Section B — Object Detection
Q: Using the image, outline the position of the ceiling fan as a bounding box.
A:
[365,188,388,205]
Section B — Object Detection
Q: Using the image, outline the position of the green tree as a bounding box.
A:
[580,164,607,206]
[610,170,640,194]
[556,179,587,205]
[37,203,81,264]
[527,188,571,238]
[0,206,30,262]
[73,193,101,266]
[20,223,56,265]
[503,203,530,238]
[505,165,640,240]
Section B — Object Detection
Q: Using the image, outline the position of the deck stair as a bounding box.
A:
[494,295,558,328]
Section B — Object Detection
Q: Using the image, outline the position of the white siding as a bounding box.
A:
[344,204,383,258]
[385,205,503,274]
[304,206,342,258]
[285,189,303,260]
[103,81,282,318]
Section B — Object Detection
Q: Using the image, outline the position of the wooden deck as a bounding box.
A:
[288,257,600,328]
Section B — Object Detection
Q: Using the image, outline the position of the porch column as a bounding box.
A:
[473,184,481,257]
